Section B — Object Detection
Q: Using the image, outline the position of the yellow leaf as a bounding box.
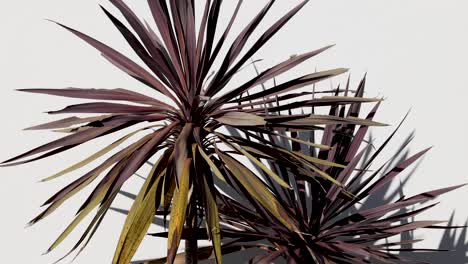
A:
[47,160,127,252]
[293,151,345,169]
[203,177,222,264]
[32,135,153,224]
[167,158,192,264]
[198,145,227,183]
[218,152,299,233]
[216,112,266,126]
[231,143,291,189]
[112,158,164,263]
[42,129,143,182]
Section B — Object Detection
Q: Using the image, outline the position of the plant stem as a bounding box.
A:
[185,199,198,264]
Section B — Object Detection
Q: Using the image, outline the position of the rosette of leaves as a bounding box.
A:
[2,1,384,263]
[143,77,464,263]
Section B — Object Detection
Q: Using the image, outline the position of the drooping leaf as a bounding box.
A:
[218,152,298,232]
[197,146,226,183]
[167,158,191,264]
[202,177,222,264]
[41,129,142,182]
[4,1,415,263]
[230,142,291,189]
[112,159,164,264]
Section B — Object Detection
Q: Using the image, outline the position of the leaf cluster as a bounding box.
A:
[2,1,463,264]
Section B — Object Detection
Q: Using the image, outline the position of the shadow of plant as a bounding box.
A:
[398,214,468,264]
[351,132,467,264]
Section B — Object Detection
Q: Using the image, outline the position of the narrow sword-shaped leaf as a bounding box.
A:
[202,176,222,264]
[45,158,127,253]
[197,145,226,183]
[209,0,310,96]
[47,102,165,115]
[230,142,291,189]
[50,21,175,100]
[205,0,275,96]
[41,129,142,182]
[267,96,383,113]
[112,160,164,264]
[109,0,179,87]
[212,45,334,106]
[231,68,348,103]
[167,158,192,264]
[215,112,266,126]
[24,115,111,131]
[218,152,299,233]
[1,125,118,166]
[18,88,167,106]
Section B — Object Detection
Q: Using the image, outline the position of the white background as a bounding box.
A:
[0,0,467,263]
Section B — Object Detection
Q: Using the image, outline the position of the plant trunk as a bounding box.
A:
[185,200,198,264]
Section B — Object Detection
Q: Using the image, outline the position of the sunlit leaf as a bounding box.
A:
[167,159,191,264]
[112,160,164,264]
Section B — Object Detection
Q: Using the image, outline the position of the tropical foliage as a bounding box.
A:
[3,0,463,264]
[134,78,464,264]
[204,79,465,264]
[2,0,384,263]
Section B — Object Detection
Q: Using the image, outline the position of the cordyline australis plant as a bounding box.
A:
[1,0,386,263]
[115,78,465,264]
[177,79,463,264]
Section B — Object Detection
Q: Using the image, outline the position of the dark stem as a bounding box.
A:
[185,199,198,264]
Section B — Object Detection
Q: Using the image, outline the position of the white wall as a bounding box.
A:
[0,0,467,263]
